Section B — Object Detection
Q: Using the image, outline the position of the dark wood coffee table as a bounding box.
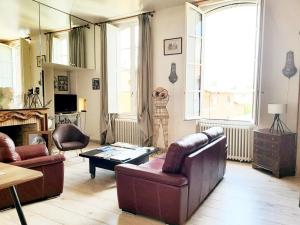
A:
[79,146,158,178]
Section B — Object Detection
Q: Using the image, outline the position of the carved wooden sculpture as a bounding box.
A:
[152,87,169,150]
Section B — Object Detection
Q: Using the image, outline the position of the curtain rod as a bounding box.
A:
[95,11,155,26]
[32,0,94,25]
[1,36,31,43]
[44,24,90,35]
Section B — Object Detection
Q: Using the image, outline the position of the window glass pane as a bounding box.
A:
[52,33,69,65]
[118,91,131,113]
[185,5,202,119]
[201,4,257,121]
[0,44,13,87]
[115,21,138,116]
[119,70,131,92]
[120,49,131,70]
[120,27,130,49]
[185,92,201,118]
[186,64,201,90]
[135,25,139,48]
[188,9,201,36]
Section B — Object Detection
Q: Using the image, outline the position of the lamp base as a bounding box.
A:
[269,114,290,134]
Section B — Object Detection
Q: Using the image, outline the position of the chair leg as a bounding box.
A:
[80,149,85,161]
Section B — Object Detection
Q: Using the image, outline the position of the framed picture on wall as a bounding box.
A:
[92,78,100,90]
[24,131,53,153]
[57,75,69,91]
[37,55,46,67]
[164,37,182,55]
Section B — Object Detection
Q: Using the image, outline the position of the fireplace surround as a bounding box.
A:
[0,108,48,146]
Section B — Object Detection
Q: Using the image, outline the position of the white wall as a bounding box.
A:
[152,5,195,148]
[73,69,101,141]
[259,0,300,175]
[74,26,101,142]
[152,1,300,175]
[259,0,300,131]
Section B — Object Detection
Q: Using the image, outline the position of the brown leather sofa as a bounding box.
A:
[0,132,65,210]
[115,127,227,225]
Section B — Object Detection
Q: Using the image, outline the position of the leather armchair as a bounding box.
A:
[52,124,90,152]
[0,132,65,209]
[115,127,227,225]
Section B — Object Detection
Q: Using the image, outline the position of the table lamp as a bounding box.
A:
[268,103,288,133]
[78,98,87,131]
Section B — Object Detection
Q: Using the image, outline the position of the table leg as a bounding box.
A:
[89,160,96,179]
[9,186,27,225]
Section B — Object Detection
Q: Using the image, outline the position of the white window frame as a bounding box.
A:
[115,21,138,119]
[184,1,261,123]
[52,32,69,65]
[184,2,204,120]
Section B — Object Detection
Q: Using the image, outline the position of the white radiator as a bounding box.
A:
[196,120,255,162]
[114,119,143,146]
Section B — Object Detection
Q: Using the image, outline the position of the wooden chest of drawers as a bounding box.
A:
[252,129,296,178]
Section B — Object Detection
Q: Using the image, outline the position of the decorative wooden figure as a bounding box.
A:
[152,87,169,150]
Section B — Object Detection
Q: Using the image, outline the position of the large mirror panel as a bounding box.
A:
[0,0,42,109]
[40,6,95,69]
[70,16,95,69]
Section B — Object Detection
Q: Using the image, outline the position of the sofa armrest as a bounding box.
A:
[15,144,49,160]
[115,164,188,187]
[10,154,65,169]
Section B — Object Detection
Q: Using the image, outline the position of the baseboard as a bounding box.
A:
[90,139,100,144]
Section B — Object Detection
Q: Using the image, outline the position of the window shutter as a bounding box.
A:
[185,2,203,120]
[107,23,119,113]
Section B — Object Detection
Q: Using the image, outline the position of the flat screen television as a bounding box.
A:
[55,94,77,113]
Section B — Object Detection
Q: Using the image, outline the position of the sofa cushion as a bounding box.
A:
[142,157,165,171]
[0,132,20,162]
[162,133,208,173]
[202,127,224,142]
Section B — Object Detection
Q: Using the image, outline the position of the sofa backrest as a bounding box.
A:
[162,133,209,173]
[0,132,20,162]
[180,134,227,217]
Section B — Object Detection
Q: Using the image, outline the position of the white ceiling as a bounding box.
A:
[37,0,198,23]
[0,0,200,41]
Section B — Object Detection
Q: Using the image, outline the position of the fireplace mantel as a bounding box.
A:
[0,108,48,131]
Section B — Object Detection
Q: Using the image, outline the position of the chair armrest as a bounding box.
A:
[16,144,49,160]
[115,164,188,187]
[10,154,65,169]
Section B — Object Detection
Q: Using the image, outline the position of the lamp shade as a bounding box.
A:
[268,104,286,114]
[78,98,87,112]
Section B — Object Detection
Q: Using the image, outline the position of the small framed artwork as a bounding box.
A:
[164,37,182,55]
[57,75,69,92]
[92,78,100,90]
[37,55,46,67]
[24,131,53,153]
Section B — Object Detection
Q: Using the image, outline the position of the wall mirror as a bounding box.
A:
[40,5,95,69]
[0,0,42,110]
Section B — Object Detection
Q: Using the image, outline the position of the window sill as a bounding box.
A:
[117,114,137,121]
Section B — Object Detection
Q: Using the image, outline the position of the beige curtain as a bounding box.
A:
[99,23,116,144]
[46,33,53,63]
[69,27,86,68]
[137,14,153,146]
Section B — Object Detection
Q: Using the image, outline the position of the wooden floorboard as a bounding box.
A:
[0,143,299,225]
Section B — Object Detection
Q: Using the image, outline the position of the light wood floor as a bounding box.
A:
[1,143,300,225]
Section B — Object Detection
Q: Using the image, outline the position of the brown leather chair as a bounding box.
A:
[0,132,65,210]
[115,127,227,225]
[52,124,90,154]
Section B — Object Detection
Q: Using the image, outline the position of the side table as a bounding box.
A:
[0,163,43,225]
[252,129,296,178]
